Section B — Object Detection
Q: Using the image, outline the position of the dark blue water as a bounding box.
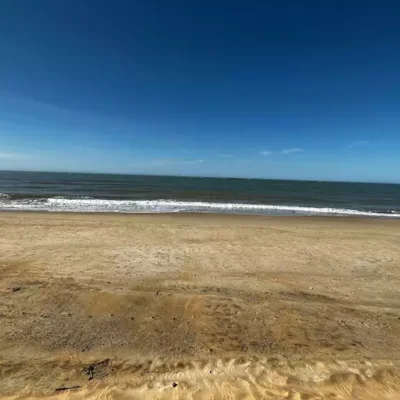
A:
[0,170,399,217]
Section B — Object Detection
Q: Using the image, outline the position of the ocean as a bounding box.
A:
[0,170,399,217]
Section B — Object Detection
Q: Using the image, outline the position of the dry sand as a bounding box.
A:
[1,212,400,399]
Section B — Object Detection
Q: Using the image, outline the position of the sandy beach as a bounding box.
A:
[1,212,400,399]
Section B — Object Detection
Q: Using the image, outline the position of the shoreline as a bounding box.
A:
[2,197,400,219]
[1,210,400,226]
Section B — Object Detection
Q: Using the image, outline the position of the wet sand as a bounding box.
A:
[1,212,400,399]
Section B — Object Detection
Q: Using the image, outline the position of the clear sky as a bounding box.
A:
[0,1,399,182]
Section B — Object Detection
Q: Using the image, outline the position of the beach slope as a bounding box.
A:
[1,213,400,399]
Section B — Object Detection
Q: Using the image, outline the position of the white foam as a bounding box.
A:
[0,197,399,218]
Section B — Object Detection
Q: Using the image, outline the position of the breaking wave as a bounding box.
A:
[0,197,399,217]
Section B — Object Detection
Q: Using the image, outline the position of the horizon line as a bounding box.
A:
[0,169,398,186]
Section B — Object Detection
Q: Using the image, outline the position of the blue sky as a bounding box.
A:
[0,1,399,182]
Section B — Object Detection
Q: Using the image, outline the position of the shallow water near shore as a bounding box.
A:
[1,171,400,217]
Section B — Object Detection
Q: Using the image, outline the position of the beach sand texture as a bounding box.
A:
[1,212,400,399]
